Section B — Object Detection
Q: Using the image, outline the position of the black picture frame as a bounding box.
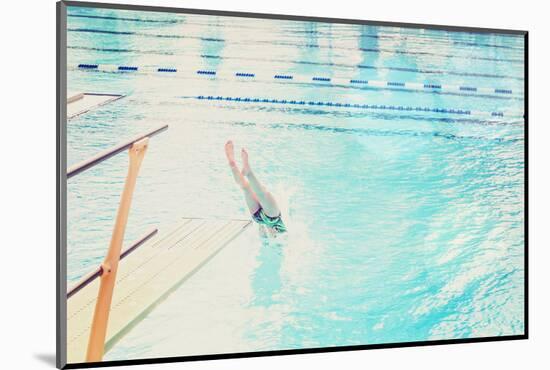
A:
[56,1,528,368]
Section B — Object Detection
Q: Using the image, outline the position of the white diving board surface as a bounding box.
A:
[67,92,124,120]
[67,217,252,364]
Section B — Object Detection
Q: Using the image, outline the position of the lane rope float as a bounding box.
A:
[192,95,524,119]
[73,63,522,97]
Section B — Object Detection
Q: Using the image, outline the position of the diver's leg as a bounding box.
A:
[242,184,261,214]
[241,148,281,217]
[225,141,246,187]
[225,141,260,214]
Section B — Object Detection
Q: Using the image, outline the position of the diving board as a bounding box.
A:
[67,92,124,120]
[67,217,251,364]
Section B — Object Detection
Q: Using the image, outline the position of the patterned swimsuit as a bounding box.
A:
[252,208,287,233]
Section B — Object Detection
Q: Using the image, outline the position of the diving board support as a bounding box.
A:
[85,137,149,362]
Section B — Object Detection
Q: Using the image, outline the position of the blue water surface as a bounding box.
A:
[66,6,525,360]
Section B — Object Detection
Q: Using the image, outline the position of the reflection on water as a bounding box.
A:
[67,5,525,361]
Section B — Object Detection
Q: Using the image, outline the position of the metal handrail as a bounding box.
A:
[67,228,158,299]
[67,124,168,179]
[65,123,168,361]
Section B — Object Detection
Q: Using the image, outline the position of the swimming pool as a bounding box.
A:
[66,6,525,360]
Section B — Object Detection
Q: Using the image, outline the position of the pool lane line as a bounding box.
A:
[74,63,522,97]
[68,46,524,80]
[68,13,180,24]
[193,95,524,119]
[221,55,512,81]
[182,102,523,127]
[66,14,524,51]
[67,28,523,64]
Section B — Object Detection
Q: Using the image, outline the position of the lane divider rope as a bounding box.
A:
[74,64,521,97]
[69,48,523,80]
[193,95,524,119]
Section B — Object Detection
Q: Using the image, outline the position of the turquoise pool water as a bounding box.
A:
[66,6,525,360]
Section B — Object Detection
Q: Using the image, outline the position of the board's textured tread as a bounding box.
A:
[67,217,251,363]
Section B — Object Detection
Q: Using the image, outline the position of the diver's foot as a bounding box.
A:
[225,140,237,167]
[241,148,251,176]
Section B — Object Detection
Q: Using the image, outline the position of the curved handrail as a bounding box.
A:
[67,124,168,179]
